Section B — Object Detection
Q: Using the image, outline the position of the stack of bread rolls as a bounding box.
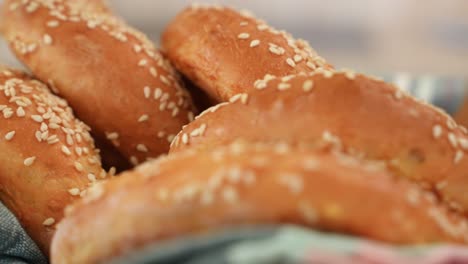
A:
[0,2,467,263]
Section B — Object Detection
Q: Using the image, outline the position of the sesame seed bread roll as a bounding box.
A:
[51,142,468,264]
[1,0,196,166]
[0,66,105,254]
[162,4,333,102]
[170,71,468,214]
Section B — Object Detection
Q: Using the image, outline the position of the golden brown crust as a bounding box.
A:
[1,0,196,166]
[51,142,468,264]
[455,94,468,129]
[170,71,468,214]
[0,66,104,254]
[162,4,332,102]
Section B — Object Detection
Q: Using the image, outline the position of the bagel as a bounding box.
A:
[0,65,105,254]
[162,4,333,102]
[1,0,196,166]
[51,141,468,264]
[170,71,468,214]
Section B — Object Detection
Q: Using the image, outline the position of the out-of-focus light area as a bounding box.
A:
[1,0,467,75]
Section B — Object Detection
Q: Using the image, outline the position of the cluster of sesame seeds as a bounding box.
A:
[0,70,105,227]
[229,93,249,104]
[430,119,468,164]
[427,206,468,241]
[5,0,197,163]
[189,4,330,75]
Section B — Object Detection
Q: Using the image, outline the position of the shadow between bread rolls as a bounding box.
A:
[51,141,468,264]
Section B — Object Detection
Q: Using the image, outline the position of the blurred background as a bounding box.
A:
[1,0,468,76]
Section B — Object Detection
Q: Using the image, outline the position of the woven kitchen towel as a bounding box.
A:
[0,202,46,264]
[110,225,468,264]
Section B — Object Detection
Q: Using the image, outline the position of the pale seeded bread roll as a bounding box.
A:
[51,142,468,264]
[162,4,333,102]
[1,0,196,166]
[171,71,468,215]
[0,66,105,254]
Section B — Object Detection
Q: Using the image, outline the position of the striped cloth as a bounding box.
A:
[0,202,46,264]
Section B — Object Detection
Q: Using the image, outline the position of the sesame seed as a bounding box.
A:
[240,21,249,26]
[307,61,316,70]
[68,188,80,196]
[250,39,260,47]
[66,134,74,146]
[47,20,59,28]
[143,86,151,98]
[303,80,314,92]
[24,156,36,166]
[286,58,296,68]
[222,186,238,203]
[278,83,291,90]
[74,161,84,172]
[75,147,82,156]
[133,44,142,53]
[294,55,303,62]
[269,46,284,55]
[459,137,468,150]
[344,71,356,80]
[448,133,458,148]
[257,24,268,31]
[136,144,148,152]
[238,33,250,39]
[454,150,464,164]
[157,131,165,138]
[42,218,55,226]
[278,174,303,194]
[97,132,113,142]
[240,94,249,104]
[188,112,195,121]
[87,173,96,182]
[298,201,318,223]
[182,134,189,144]
[9,2,19,11]
[160,76,170,85]
[31,115,43,123]
[4,131,15,141]
[130,156,138,166]
[254,80,267,89]
[40,123,48,132]
[138,114,149,122]
[154,88,162,99]
[323,71,334,78]
[35,131,42,142]
[172,107,179,117]
[447,119,457,130]
[16,107,25,117]
[167,134,175,143]
[432,125,442,139]
[149,67,157,77]
[26,2,39,13]
[138,59,147,67]
[406,188,420,205]
[43,34,53,45]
